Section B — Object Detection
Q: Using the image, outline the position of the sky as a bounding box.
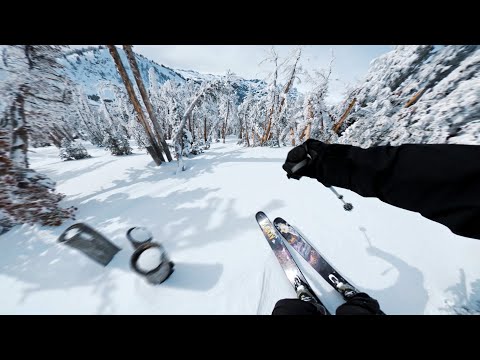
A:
[72,45,393,104]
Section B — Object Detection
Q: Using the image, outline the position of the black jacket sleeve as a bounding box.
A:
[317,143,480,240]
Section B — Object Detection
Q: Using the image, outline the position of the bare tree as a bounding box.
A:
[123,45,172,161]
[107,45,164,165]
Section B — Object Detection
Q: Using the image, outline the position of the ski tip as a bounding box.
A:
[273,217,286,224]
[255,211,267,220]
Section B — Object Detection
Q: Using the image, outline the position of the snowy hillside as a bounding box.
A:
[1,137,479,314]
[60,47,267,104]
[60,47,185,102]
[177,68,268,103]
[336,45,480,146]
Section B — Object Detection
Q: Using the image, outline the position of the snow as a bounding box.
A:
[1,136,480,314]
[129,227,152,243]
[136,247,163,273]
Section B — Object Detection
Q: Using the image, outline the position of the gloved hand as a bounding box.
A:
[282,139,328,180]
[336,293,384,315]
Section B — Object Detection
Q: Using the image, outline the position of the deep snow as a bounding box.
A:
[1,137,480,314]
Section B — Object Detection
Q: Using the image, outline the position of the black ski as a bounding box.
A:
[256,211,330,315]
[274,217,360,300]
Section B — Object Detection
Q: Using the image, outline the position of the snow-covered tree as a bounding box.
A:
[279,93,304,146]
[102,130,132,156]
[261,47,302,146]
[71,86,104,146]
[173,80,220,170]
[59,139,91,161]
[300,57,336,143]
[0,45,77,229]
[336,45,480,147]
[0,129,76,231]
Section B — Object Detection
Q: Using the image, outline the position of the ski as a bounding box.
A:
[256,211,330,315]
[274,217,360,300]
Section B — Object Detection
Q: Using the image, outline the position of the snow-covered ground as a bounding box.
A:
[1,137,480,314]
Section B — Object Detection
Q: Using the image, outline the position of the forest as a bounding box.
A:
[1,45,479,233]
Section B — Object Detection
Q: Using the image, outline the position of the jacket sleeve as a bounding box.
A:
[317,143,480,240]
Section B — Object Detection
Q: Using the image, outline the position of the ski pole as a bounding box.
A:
[328,186,353,211]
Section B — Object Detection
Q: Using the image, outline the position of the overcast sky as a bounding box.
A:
[72,45,393,104]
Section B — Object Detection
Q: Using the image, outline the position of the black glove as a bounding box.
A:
[282,139,328,180]
[336,293,384,315]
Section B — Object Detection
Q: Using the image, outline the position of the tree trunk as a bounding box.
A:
[123,45,172,162]
[290,127,295,146]
[107,45,163,165]
[305,122,312,140]
[50,129,64,148]
[405,88,426,108]
[49,133,62,148]
[188,111,193,135]
[204,116,207,142]
[54,124,73,142]
[239,113,243,140]
[10,88,29,169]
[223,101,229,144]
[332,97,357,134]
[63,125,77,141]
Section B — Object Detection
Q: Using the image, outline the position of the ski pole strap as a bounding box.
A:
[289,156,310,174]
[290,141,317,175]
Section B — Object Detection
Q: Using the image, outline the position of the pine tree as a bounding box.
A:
[59,139,91,161]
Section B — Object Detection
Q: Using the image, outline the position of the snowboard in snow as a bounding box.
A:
[256,211,329,314]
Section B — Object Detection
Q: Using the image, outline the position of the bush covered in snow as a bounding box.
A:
[190,142,205,155]
[59,139,91,161]
[103,132,132,156]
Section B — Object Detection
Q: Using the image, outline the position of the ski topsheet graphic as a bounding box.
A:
[256,211,329,314]
[274,217,359,299]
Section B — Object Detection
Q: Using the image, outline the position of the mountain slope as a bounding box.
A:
[60,47,266,104]
[59,47,185,101]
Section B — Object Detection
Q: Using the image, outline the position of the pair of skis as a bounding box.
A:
[256,211,361,315]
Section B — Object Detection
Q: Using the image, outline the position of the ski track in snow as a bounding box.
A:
[1,136,480,314]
